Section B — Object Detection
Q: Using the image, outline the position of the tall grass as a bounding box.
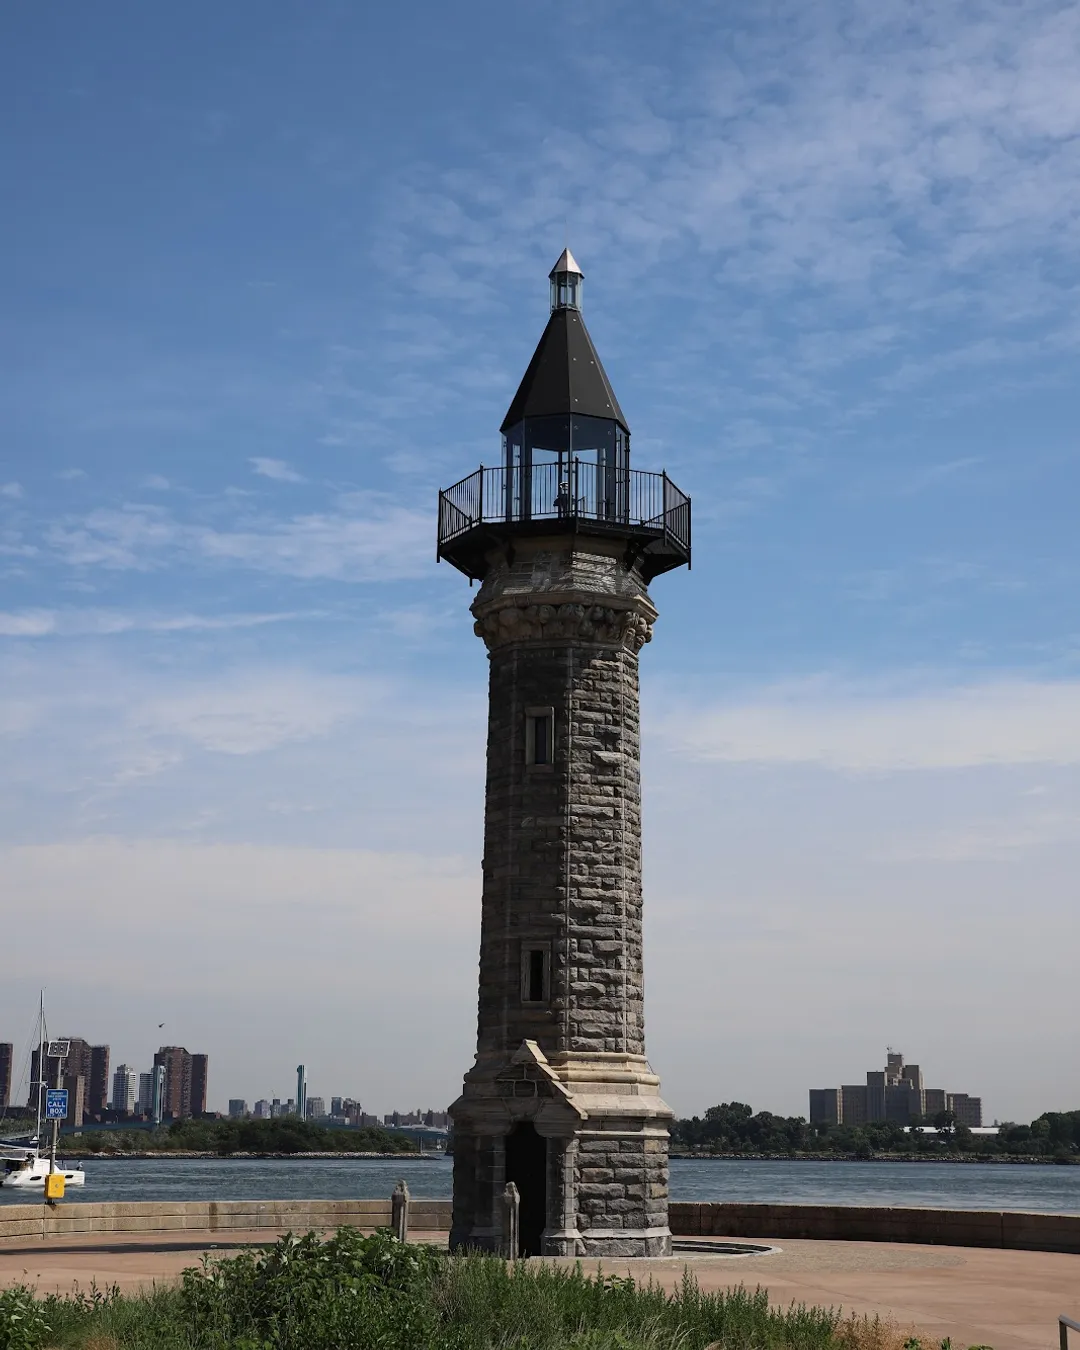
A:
[438,1258,840,1350]
[0,1228,961,1350]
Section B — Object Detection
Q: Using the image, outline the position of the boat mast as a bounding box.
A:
[35,991,44,1146]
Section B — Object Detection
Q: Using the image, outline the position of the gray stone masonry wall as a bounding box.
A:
[575,1132,671,1257]
[450,536,671,1258]
[476,638,644,1059]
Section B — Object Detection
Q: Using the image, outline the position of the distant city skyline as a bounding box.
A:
[810,1049,983,1129]
[0,1028,1007,1124]
[2,2,1079,1122]
[0,1026,463,1121]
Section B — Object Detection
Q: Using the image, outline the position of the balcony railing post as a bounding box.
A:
[439,463,689,568]
[1060,1315,1080,1350]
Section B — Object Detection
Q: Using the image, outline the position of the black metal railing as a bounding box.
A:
[438,462,690,555]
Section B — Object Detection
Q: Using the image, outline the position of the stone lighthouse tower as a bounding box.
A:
[437,251,690,1258]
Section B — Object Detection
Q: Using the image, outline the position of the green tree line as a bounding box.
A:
[72,1116,417,1155]
[671,1101,1080,1159]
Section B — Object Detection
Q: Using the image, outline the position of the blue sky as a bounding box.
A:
[2,1,1079,1120]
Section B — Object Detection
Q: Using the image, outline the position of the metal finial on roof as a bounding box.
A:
[549,248,583,278]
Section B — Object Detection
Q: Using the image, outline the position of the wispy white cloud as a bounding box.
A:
[0,482,23,499]
[129,671,366,755]
[0,646,485,853]
[871,807,1080,863]
[902,458,983,495]
[0,609,313,638]
[665,678,1080,771]
[193,500,429,580]
[140,474,172,490]
[372,0,1080,460]
[250,457,305,483]
[0,611,55,637]
[43,496,431,581]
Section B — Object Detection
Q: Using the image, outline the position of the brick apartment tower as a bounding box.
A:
[155,1046,193,1119]
[190,1054,209,1117]
[438,252,690,1258]
[0,1043,12,1110]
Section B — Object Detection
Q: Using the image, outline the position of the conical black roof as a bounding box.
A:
[500,306,629,435]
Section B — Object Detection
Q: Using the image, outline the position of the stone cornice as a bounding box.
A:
[472,592,656,652]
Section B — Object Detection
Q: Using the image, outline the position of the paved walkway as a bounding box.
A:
[566,1238,1077,1350]
[0,1231,1074,1350]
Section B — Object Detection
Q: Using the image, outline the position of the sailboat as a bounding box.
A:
[0,996,85,1190]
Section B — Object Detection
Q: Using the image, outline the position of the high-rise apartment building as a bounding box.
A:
[228,1099,248,1119]
[923,1088,947,1116]
[63,1072,86,1127]
[30,1040,83,1103]
[253,1099,271,1119]
[150,1047,208,1119]
[810,1051,982,1127]
[28,1037,110,1119]
[296,1066,307,1122]
[111,1064,137,1114]
[865,1071,887,1122]
[808,1088,841,1126]
[306,1096,326,1120]
[137,1072,155,1114]
[948,1093,983,1127]
[150,1065,166,1124]
[0,1043,12,1109]
[885,1082,922,1123]
[155,1047,192,1119]
[840,1085,867,1126]
[190,1054,208,1116]
[89,1045,110,1116]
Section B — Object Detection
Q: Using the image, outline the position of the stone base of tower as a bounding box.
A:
[449,1041,672,1259]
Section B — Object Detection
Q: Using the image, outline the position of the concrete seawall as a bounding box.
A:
[2,1200,1079,1253]
[669,1203,1080,1254]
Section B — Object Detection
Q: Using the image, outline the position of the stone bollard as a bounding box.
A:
[500,1181,520,1260]
[391,1180,410,1243]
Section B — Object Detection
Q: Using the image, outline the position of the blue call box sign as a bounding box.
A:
[45,1089,68,1120]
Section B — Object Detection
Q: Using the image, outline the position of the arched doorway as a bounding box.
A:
[504,1122,547,1256]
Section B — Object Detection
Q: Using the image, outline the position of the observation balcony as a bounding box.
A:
[437,460,690,583]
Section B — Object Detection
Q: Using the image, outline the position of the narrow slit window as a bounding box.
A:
[522,945,550,1003]
[526,707,554,766]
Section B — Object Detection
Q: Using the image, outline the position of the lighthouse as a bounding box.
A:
[438,250,690,1258]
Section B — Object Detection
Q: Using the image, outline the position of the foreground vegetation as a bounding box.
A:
[69,1117,417,1156]
[673,1102,1080,1161]
[0,1227,956,1350]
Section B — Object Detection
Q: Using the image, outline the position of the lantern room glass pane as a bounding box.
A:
[503,423,524,520]
[524,416,570,518]
[570,415,626,521]
[550,274,582,311]
[500,415,628,523]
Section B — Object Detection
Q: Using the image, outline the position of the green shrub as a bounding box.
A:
[4,1229,849,1350]
[0,1287,51,1350]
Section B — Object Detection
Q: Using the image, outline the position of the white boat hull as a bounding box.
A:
[1,1155,85,1188]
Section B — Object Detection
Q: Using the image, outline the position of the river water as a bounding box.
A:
[3,1156,1078,1212]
